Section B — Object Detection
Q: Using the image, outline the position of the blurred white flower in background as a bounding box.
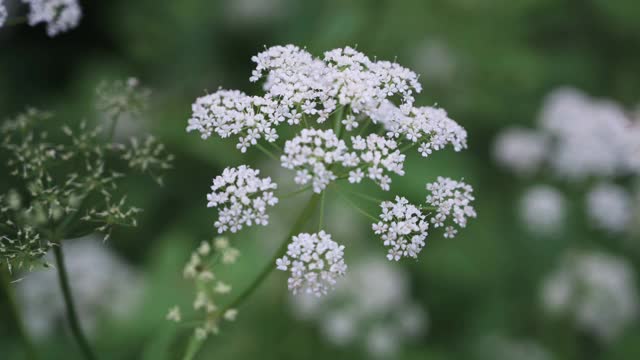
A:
[22,0,82,37]
[519,185,566,235]
[17,236,144,339]
[586,183,633,234]
[0,1,7,28]
[494,86,640,238]
[290,258,427,357]
[541,251,638,342]
[538,88,634,180]
[493,127,548,176]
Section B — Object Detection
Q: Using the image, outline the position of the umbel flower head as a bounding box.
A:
[276,231,347,296]
[187,45,475,300]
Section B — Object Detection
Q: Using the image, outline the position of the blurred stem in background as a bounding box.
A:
[53,240,97,360]
[181,194,322,360]
[0,268,38,360]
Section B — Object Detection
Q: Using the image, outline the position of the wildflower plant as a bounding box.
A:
[0,78,172,359]
[179,45,475,357]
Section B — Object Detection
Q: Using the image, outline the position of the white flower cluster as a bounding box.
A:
[519,185,566,235]
[372,196,429,261]
[18,236,143,339]
[493,127,548,176]
[369,101,468,158]
[0,1,7,28]
[541,251,638,342]
[586,183,633,234]
[425,177,477,237]
[347,134,405,190]
[188,45,466,160]
[187,90,281,152]
[290,258,426,357]
[22,0,82,37]
[280,130,405,193]
[276,231,347,296]
[189,45,474,300]
[206,165,278,233]
[280,129,347,193]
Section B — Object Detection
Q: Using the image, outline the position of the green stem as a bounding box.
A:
[255,143,279,162]
[333,106,345,139]
[53,242,97,360]
[337,192,378,222]
[107,111,122,141]
[180,194,321,360]
[341,188,384,203]
[318,192,326,231]
[278,185,311,199]
[4,17,27,27]
[1,269,38,360]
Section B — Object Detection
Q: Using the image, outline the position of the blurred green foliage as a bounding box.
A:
[1,0,639,359]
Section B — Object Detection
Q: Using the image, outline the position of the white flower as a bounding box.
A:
[0,1,7,28]
[519,185,565,235]
[346,134,405,191]
[280,129,347,193]
[586,183,633,234]
[341,114,358,131]
[276,231,347,296]
[493,127,548,176]
[22,0,82,37]
[206,165,278,233]
[223,308,238,321]
[541,251,638,342]
[166,306,182,322]
[372,196,429,261]
[538,87,633,179]
[425,177,476,232]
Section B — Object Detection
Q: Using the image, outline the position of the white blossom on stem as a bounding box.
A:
[206,165,278,233]
[346,134,405,191]
[276,231,347,296]
[425,177,476,234]
[280,129,347,193]
[372,196,429,261]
